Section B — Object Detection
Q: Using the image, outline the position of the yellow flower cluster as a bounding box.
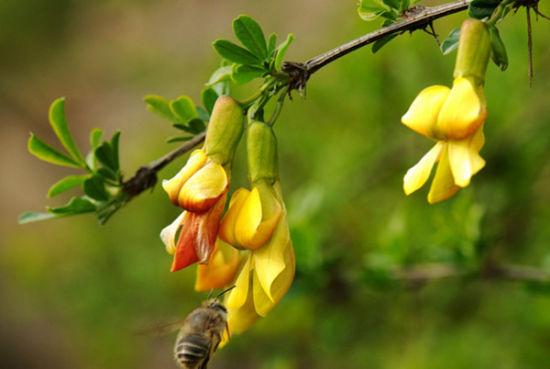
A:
[160,102,294,336]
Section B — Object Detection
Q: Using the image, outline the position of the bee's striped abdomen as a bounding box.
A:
[174,333,210,368]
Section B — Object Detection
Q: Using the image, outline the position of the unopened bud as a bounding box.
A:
[204,96,244,164]
[247,120,278,184]
[453,19,491,83]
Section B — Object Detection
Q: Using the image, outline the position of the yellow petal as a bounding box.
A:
[403,142,443,195]
[226,254,253,310]
[428,145,460,204]
[235,182,282,249]
[470,126,485,152]
[252,240,295,317]
[178,160,228,212]
[219,188,250,246]
[159,212,185,255]
[448,139,473,187]
[402,85,450,138]
[253,211,290,301]
[436,77,486,140]
[469,127,486,175]
[470,151,486,175]
[162,149,207,205]
[225,283,260,335]
[195,239,241,292]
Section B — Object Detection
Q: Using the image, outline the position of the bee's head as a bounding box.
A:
[204,299,227,313]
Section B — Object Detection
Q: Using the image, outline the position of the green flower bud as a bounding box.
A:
[453,19,491,83]
[204,96,244,164]
[247,120,278,184]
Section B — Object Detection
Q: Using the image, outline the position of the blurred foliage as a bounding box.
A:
[2,1,550,369]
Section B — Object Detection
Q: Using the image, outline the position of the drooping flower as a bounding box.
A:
[401,18,491,203]
[160,96,244,271]
[220,120,295,334]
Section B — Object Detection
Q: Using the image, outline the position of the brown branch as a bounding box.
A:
[122,132,205,199]
[283,0,470,90]
[390,262,550,287]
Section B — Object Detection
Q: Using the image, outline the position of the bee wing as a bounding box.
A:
[134,318,187,337]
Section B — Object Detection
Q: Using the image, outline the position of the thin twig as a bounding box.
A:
[283,0,470,88]
[390,262,550,286]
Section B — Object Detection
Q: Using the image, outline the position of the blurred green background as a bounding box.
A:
[1,1,550,368]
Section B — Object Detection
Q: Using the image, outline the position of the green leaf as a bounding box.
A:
[83,175,109,201]
[173,123,194,133]
[187,118,206,134]
[18,211,58,224]
[468,0,502,20]
[275,33,294,71]
[110,131,121,172]
[197,107,210,122]
[48,175,88,197]
[90,128,104,149]
[233,15,268,59]
[372,33,398,53]
[488,25,508,71]
[28,134,81,168]
[212,39,261,65]
[97,167,119,181]
[440,28,461,55]
[207,66,233,86]
[48,196,97,215]
[95,142,118,173]
[202,88,219,114]
[382,0,401,10]
[232,64,266,84]
[49,98,84,164]
[144,95,177,122]
[166,135,193,143]
[358,0,392,21]
[170,96,197,123]
[267,33,277,56]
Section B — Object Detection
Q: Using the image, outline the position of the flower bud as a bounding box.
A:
[204,96,244,165]
[453,19,491,83]
[247,120,278,184]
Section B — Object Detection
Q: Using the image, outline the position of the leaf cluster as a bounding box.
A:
[357,0,422,53]
[20,98,125,224]
[144,94,208,143]
[212,15,294,85]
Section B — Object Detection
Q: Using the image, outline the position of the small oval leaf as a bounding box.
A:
[48,175,88,198]
[28,134,81,168]
[49,97,84,164]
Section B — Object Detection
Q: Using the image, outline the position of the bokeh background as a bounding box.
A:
[1,1,550,368]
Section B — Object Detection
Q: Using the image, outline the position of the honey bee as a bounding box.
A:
[173,297,229,369]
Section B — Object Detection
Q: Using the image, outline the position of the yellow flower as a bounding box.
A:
[195,239,241,292]
[401,18,490,203]
[217,120,294,335]
[220,181,295,334]
[159,96,244,271]
[402,77,486,141]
